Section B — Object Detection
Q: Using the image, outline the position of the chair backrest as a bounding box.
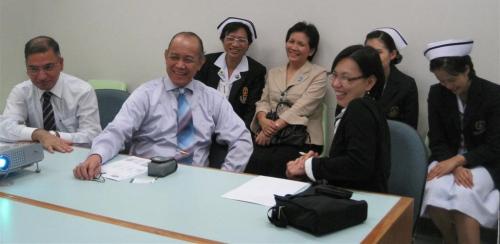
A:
[387,120,428,229]
[95,89,129,129]
[89,79,128,91]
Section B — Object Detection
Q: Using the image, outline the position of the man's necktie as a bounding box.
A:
[42,91,56,131]
[175,88,195,164]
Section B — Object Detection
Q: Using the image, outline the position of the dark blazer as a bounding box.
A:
[312,97,391,193]
[428,76,500,188]
[379,66,419,129]
[195,52,267,129]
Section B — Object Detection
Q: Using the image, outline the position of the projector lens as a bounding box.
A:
[0,155,9,171]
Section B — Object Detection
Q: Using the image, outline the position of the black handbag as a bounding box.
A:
[265,101,310,147]
[267,184,368,236]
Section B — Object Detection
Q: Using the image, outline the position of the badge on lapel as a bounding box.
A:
[240,86,249,104]
[217,69,225,79]
[473,120,486,135]
[235,74,241,80]
[388,106,400,118]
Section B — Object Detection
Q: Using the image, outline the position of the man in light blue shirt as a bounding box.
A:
[74,32,253,179]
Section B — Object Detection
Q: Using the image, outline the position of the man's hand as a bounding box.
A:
[73,154,102,180]
[32,129,73,153]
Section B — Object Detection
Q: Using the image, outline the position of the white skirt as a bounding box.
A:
[421,161,499,228]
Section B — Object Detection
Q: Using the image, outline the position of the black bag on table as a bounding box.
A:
[267,184,368,236]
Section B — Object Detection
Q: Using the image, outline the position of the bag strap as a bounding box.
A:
[267,197,289,228]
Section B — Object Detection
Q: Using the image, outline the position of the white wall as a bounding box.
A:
[1,0,499,141]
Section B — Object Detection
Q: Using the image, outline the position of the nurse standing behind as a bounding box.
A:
[195,17,266,129]
[421,39,500,244]
[365,27,419,129]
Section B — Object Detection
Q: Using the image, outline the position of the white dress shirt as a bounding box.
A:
[214,53,249,99]
[0,72,101,145]
[90,76,253,173]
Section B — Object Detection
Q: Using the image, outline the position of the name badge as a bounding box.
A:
[388,106,400,118]
[240,86,249,104]
[473,120,486,135]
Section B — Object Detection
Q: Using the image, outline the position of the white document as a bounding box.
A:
[101,156,150,181]
[222,176,310,207]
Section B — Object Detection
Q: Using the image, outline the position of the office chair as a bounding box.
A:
[95,89,129,130]
[387,120,428,232]
[89,79,128,91]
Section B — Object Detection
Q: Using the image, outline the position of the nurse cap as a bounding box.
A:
[424,39,474,60]
[217,17,257,40]
[374,27,408,50]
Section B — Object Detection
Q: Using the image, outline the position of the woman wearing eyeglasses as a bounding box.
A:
[286,45,390,193]
[365,27,418,129]
[195,17,266,129]
[245,21,327,179]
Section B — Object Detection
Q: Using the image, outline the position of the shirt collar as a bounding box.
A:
[163,75,195,93]
[214,53,249,77]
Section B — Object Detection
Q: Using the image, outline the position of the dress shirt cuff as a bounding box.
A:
[304,157,316,182]
[59,132,72,142]
[23,127,37,141]
[89,148,109,164]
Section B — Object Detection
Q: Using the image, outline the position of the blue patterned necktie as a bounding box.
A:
[175,88,195,164]
[42,91,56,131]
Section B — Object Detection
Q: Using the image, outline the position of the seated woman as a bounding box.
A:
[365,27,419,129]
[286,45,390,193]
[421,39,500,244]
[245,21,327,179]
[195,17,266,129]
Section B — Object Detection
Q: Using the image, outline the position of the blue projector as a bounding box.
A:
[0,143,44,176]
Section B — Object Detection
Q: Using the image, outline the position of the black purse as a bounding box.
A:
[268,184,368,236]
[265,101,310,147]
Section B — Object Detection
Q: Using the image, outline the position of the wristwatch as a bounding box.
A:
[48,130,60,137]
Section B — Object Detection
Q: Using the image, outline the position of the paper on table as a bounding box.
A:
[101,156,150,181]
[222,176,310,206]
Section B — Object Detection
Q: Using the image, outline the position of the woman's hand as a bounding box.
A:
[257,112,279,136]
[427,155,466,181]
[286,150,318,179]
[452,166,474,188]
[255,131,271,146]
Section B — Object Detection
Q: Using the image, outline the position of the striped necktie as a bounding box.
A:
[42,91,56,131]
[175,88,195,164]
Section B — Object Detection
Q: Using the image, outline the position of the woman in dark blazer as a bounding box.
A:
[365,28,419,129]
[194,17,266,129]
[286,45,390,193]
[421,39,500,244]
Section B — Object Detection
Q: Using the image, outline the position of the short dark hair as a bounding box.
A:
[168,32,205,60]
[331,45,385,100]
[24,36,61,60]
[365,30,403,65]
[219,22,253,45]
[429,55,476,79]
[285,21,320,61]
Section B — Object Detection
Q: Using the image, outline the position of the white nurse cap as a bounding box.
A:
[424,39,474,60]
[374,27,408,50]
[217,17,257,40]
